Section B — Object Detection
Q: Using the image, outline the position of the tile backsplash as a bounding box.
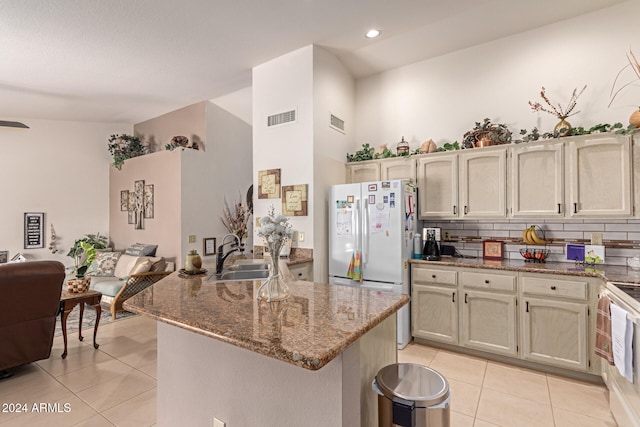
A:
[422,219,640,266]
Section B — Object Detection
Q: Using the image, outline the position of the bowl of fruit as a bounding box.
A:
[519,248,550,263]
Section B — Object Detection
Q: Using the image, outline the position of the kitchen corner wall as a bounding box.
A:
[253,45,355,281]
[0,118,130,268]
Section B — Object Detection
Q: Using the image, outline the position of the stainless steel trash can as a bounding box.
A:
[373,363,450,427]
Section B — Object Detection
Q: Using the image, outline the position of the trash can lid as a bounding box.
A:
[375,363,449,407]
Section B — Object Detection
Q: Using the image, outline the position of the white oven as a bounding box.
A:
[603,282,640,427]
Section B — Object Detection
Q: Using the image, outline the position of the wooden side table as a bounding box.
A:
[59,289,102,359]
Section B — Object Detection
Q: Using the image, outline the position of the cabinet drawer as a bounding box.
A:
[411,266,457,286]
[521,276,587,300]
[288,262,313,281]
[461,271,516,292]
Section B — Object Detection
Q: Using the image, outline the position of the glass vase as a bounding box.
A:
[257,241,290,302]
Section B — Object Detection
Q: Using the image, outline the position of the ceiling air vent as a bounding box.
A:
[267,109,296,128]
[330,113,345,134]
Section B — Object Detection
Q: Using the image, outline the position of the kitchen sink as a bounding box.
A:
[226,262,268,271]
[208,269,270,282]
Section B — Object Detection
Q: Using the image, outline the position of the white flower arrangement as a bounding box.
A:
[257,206,292,252]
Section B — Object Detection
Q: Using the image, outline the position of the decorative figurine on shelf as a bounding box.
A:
[185,249,202,272]
[396,136,410,156]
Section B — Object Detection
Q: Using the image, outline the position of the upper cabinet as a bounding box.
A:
[511,142,564,217]
[346,158,416,183]
[567,135,632,218]
[346,161,380,183]
[417,147,507,220]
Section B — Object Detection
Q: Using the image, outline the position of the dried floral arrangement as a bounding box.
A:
[220,196,251,240]
[609,48,640,107]
[529,85,587,119]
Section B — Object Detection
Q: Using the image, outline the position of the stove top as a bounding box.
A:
[611,283,640,302]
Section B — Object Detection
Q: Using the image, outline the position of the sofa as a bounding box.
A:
[0,261,65,373]
[88,249,174,318]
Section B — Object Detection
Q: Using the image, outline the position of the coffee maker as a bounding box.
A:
[422,228,441,261]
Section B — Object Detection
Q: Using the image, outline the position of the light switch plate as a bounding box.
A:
[188,235,196,243]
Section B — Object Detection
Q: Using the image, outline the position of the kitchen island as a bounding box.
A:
[124,263,408,427]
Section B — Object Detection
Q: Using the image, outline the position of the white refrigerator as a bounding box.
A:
[328,180,417,349]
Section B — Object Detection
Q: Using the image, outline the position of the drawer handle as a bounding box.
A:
[432,274,436,279]
[452,292,455,303]
[298,273,303,277]
[550,285,556,290]
[464,293,468,304]
[485,280,490,284]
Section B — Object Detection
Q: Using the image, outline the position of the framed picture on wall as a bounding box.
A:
[483,240,504,260]
[24,212,44,249]
[203,237,216,256]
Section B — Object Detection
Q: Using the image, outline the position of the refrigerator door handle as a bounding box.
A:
[363,198,369,264]
[355,199,360,252]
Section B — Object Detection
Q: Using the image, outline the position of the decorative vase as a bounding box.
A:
[554,116,572,136]
[630,109,640,128]
[184,251,202,272]
[256,242,290,302]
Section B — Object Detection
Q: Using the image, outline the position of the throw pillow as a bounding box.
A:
[124,243,158,257]
[149,256,167,272]
[114,254,145,278]
[129,258,153,275]
[93,252,122,276]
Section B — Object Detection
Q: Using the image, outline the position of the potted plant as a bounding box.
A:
[107,134,147,170]
[462,118,512,149]
[67,233,109,278]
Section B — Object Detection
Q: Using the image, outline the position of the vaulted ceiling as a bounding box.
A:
[0,0,626,124]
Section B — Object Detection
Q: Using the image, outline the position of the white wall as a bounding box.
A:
[0,118,130,268]
[355,1,640,151]
[312,46,356,281]
[252,46,315,246]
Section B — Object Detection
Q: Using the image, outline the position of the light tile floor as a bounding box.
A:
[0,316,617,427]
[399,342,618,427]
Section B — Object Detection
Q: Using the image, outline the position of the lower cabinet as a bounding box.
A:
[460,290,517,357]
[413,284,458,344]
[411,264,597,375]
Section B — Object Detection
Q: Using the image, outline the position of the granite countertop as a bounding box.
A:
[410,257,640,284]
[123,262,408,371]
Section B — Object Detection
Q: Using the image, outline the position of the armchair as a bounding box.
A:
[0,261,65,372]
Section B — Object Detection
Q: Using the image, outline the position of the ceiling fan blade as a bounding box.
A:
[0,120,29,129]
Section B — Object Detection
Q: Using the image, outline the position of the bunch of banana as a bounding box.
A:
[522,225,547,245]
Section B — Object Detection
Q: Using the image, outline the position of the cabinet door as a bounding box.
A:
[412,284,458,344]
[460,290,517,357]
[380,158,416,183]
[459,148,507,218]
[416,154,459,219]
[520,297,588,371]
[346,162,380,183]
[568,135,632,217]
[511,143,564,217]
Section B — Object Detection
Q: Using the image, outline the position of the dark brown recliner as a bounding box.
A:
[0,261,64,371]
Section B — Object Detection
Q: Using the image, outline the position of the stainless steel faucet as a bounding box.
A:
[216,234,240,274]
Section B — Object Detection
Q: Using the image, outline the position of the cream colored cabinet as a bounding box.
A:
[519,274,590,372]
[288,262,313,281]
[411,265,458,344]
[346,161,380,183]
[380,157,416,183]
[417,153,458,219]
[417,147,507,219]
[459,147,508,219]
[567,135,632,218]
[511,142,564,217]
[459,270,518,357]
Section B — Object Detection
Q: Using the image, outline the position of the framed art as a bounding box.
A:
[203,237,217,256]
[257,169,281,199]
[144,184,154,218]
[24,212,44,249]
[281,184,308,216]
[483,240,504,260]
[120,190,129,211]
[0,251,7,264]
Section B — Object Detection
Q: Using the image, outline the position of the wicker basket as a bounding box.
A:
[67,277,91,293]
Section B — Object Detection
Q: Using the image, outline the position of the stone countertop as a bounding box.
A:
[123,262,407,371]
[410,257,640,284]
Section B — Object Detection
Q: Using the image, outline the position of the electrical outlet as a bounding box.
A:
[443,230,450,241]
[299,232,305,242]
[591,232,603,245]
[213,418,225,427]
[188,235,196,243]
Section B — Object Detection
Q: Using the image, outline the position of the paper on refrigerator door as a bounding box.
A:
[335,201,353,236]
[371,203,390,233]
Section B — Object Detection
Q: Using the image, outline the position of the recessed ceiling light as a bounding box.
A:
[365,29,381,39]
